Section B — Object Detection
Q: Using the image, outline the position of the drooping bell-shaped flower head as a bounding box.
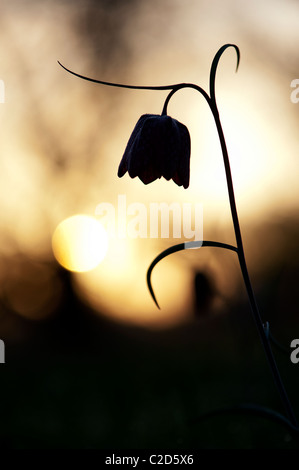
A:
[118,114,191,188]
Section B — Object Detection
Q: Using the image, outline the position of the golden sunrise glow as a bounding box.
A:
[1,1,299,329]
[52,215,109,272]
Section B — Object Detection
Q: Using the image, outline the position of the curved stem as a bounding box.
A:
[58,61,176,91]
[57,61,212,114]
[160,86,209,115]
[147,240,238,309]
[161,84,211,115]
[208,48,298,428]
[209,44,240,104]
[58,61,209,98]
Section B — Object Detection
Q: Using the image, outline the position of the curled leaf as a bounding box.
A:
[147,240,238,308]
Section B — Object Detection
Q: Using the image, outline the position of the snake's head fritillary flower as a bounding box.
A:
[118,114,191,188]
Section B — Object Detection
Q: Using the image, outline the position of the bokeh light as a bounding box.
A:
[52,215,108,272]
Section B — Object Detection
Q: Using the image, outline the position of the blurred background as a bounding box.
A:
[0,0,299,449]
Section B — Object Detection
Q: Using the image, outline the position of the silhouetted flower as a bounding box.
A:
[118,114,191,188]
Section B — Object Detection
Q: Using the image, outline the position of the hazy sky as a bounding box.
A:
[1,0,299,327]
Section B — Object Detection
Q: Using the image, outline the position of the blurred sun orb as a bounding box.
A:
[52,215,108,272]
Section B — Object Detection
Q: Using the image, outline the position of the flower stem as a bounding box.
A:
[210,92,298,429]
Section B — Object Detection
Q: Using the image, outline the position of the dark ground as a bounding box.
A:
[1,265,298,450]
